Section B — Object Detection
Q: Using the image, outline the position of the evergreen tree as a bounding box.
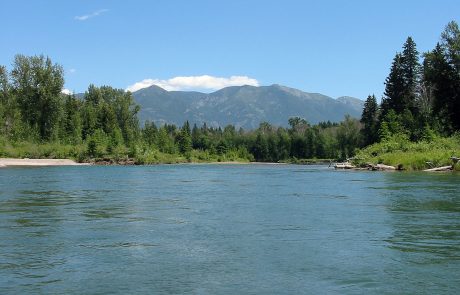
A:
[382,38,420,116]
[143,121,158,146]
[182,120,191,136]
[304,128,315,158]
[424,43,459,133]
[401,36,421,113]
[81,103,98,140]
[157,127,169,153]
[267,134,279,162]
[290,134,307,159]
[177,121,192,155]
[61,94,83,143]
[252,133,269,161]
[360,95,379,145]
[378,110,404,140]
[440,21,460,131]
[191,123,200,149]
[382,53,405,116]
[380,37,421,138]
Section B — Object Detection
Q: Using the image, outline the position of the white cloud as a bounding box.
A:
[126,75,260,92]
[69,68,76,74]
[62,88,73,95]
[75,9,108,21]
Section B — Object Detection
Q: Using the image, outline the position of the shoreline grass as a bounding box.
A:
[2,135,460,171]
[353,134,460,171]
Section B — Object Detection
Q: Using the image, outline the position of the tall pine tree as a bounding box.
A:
[423,21,460,133]
[401,36,421,113]
[381,53,405,117]
[360,94,379,145]
[440,21,460,131]
[380,37,421,138]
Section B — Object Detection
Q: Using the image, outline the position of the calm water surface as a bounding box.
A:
[0,164,459,294]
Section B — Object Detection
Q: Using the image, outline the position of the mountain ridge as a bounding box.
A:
[132,84,364,129]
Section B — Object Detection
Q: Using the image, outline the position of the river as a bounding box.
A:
[0,164,459,294]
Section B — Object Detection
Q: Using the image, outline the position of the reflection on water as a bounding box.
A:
[0,165,459,294]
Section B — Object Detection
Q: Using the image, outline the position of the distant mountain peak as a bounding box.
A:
[134,84,168,95]
[132,84,363,129]
[336,96,364,112]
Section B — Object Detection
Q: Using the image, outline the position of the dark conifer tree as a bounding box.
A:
[440,21,460,131]
[381,53,405,117]
[360,95,379,145]
[422,21,460,133]
[423,44,456,133]
[401,37,421,113]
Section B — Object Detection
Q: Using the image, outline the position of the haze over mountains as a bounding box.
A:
[132,84,364,129]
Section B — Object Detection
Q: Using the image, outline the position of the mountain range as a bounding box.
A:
[132,84,364,129]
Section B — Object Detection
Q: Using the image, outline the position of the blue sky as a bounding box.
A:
[1,0,459,100]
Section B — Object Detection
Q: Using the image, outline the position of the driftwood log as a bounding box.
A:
[423,166,453,172]
[375,164,396,170]
[365,163,397,171]
[423,156,458,172]
[333,156,458,172]
[334,162,356,169]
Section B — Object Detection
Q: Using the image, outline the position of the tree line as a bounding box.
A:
[1,21,458,163]
[0,54,361,162]
[360,21,460,147]
[142,116,360,162]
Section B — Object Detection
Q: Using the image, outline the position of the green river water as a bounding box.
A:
[0,164,459,294]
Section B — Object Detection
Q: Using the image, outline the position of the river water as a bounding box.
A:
[0,164,459,294]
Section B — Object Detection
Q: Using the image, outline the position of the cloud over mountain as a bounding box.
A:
[132,84,364,129]
[126,75,259,92]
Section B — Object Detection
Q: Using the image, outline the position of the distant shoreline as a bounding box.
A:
[0,158,298,167]
[186,161,287,165]
[0,158,89,167]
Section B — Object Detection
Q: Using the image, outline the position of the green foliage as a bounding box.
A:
[0,139,86,162]
[10,54,64,140]
[441,21,460,74]
[86,129,108,158]
[422,21,460,133]
[360,94,379,145]
[61,94,83,143]
[379,37,423,140]
[382,53,406,116]
[378,110,404,141]
[2,22,460,170]
[357,20,460,164]
[177,121,192,155]
[354,134,460,171]
[336,115,362,159]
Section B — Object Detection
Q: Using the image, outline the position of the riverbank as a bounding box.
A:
[353,135,460,171]
[0,158,87,167]
[0,157,292,167]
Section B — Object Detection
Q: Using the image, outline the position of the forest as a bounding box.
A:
[0,21,459,166]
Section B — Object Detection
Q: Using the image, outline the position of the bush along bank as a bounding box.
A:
[352,134,460,171]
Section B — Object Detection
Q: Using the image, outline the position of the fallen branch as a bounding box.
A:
[334,162,355,169]
[423,165,453,172]
[368,163,396,171]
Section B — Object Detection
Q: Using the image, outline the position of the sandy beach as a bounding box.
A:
[0,158,87,167]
